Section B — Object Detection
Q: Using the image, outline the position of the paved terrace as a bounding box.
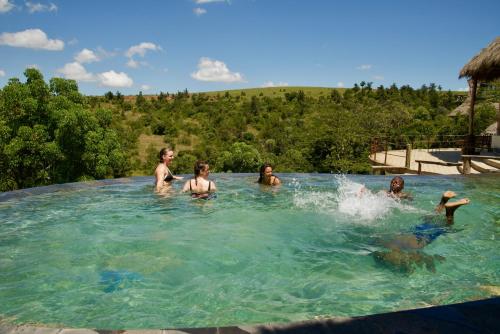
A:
[370,148,477,175]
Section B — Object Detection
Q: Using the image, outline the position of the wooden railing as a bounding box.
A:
[370,135,492,156]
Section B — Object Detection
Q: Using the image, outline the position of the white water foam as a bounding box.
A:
[293,175,418,223]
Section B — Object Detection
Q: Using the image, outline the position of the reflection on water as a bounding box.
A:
[0,174,498,329]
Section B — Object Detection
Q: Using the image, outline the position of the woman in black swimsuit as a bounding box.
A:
[257,163,281,186]
[182,160,217,199]
[154,147,183,192]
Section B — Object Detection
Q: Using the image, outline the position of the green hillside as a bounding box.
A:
[1,69,497,191]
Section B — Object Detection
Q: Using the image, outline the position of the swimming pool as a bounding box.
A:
[0,174,498,329]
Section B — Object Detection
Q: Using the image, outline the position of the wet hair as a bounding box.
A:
[258,163,273,184]
[159,147,173,162]
[194,160,209,177]
[390,176,404,192]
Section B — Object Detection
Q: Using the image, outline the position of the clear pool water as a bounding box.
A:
[0,174,498,329]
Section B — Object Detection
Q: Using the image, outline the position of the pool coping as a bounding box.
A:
[1,297,498,334]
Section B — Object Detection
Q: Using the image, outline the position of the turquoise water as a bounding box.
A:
[0,174,498,329]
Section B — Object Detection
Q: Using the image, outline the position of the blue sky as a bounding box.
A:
[1,0,499,95]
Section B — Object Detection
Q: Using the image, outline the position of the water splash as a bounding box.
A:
[293,175,414,223]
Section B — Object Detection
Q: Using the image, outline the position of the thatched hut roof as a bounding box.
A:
[459,37,500,81]
[449,96,471,116]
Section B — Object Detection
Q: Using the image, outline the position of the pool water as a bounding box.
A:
[0,174,498,329]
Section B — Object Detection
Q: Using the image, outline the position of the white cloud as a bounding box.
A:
[0,0,14,13]
[191,57,244,83]
[141,84,151,91]
[125,42,161,58]
[356,64,372,70]
[57,62,94,81]
[195,0,226,4]
[27,64,39,69]
[373,75,384,80]
[127,59,139,68]
[75,48,100,63]
[458,87,469,92]
[26,2,57,13]
[0,69,5,77]
[126,58,149,68]
[337,82,344,88]
[98,70,133,87]
[262,81,289,88]
[0,28,64,50]
[194,7,206,15]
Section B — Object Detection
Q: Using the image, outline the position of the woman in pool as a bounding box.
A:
[182,160,217,199]
[257,163,281,186]
[154,147,183,193]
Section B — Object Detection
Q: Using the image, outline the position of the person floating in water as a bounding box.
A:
[373,190,470,273]
[154,147,183,193]
[257,163,281,186]
[182,160,217,199]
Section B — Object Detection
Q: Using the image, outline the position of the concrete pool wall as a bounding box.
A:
[1,297,498,334]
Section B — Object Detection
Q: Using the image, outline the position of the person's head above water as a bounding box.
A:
[159,147,174,164]
[194,160,209,178]
[389,176,404,194]
[258,163,273,183]
[258,163,281,186]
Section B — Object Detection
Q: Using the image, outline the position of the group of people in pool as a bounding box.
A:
[154,147,281,198]
[154,147,470,272]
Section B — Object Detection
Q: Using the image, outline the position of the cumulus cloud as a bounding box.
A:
[97,70,133,87]
[0,69,5,77]
[141,84,151,91]
[0,0,14,13]
[194,7,206,15]
[75,48,100,63]
[191,57,244,83]
[125,42,161,58]
[262,81,289,88]
[26,1,57,13]
[337,82,344,88]
[356,64,372,70]
[0,28,64,50]
[57,62,94,81]
[458,87,469,92]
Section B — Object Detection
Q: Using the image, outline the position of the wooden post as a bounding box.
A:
[465,78,478,154]
[462,156,471,174]
[384,139,388,165]
[405,144,412,169]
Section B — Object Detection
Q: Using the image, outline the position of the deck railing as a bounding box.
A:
[370,135,492,156]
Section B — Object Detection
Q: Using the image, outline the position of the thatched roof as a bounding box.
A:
[449,96,471,116]
[459,37,500,81]
[482,121,497,135]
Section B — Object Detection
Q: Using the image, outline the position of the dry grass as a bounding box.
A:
[137,134,166,163]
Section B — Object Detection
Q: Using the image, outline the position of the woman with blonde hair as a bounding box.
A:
[154,147,183,192]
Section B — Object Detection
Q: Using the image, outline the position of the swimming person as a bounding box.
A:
[373,190,470,272]
[182,160,217,199]
[386,176,412,200]
[154,147,183,193]
[257,163,281,186]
